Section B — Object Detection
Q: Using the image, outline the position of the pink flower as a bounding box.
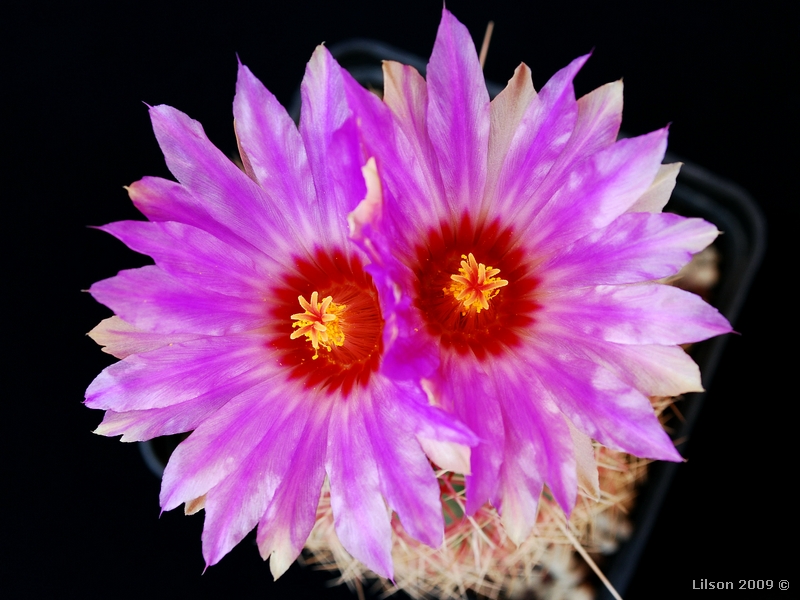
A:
[342,9,732,543]
[85,47,475,579]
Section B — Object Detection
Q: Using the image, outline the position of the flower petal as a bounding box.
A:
[299,46,366,248]
[628,162,682,213]
[99,220,277,297]
[150,104,302,258]
[88,316,200,359]
[427,8,490,215]
[93,395,231,442]
[160,377,309,512]
[488,55,586,221]
[326,394,393,579]
[90,266,267,335]
[532,350,681,461]
[544,283,732,346]
[529,79,624,209]
[86,333,271,412]
[541,212,720,287]
[382,60,448,227]
[496,362,577,543]
[200,394,330,568]
[484,63,537,214]
[528,128,669,252]
[581,341,705,396]
[365,379,445,549]
[257,401,330,579]
[428,353,504,515]
[233,62,318,243]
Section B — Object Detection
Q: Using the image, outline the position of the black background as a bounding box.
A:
[5,1,795,598]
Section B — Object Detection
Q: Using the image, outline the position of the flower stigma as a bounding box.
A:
[290,291,346,359]
[447,253,509,315]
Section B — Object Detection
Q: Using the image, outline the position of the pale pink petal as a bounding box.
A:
[628,162,682,213]
[580,340,704,396]
[88,316,200,359]
[417,438,472,474]
[484,63,537,214]
[382,60,447,226]
[568,420,600,500]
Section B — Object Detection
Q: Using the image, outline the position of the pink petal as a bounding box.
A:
[382,60,448,225]
[428,353,504,515]
[126,176,240,248]
[326,393,393,579]
[299,46,366,249]
[86,333,271,412]
[488,55,587,221]
[496,362,577,543]
[93,393,233,442]
[426,8,490,215]
[159,377,309,512]
[88,316,200,359]
[233,62,318,244]
[89,266,267,335]
[150,105,299,258]
[529,128,669,253]
[345,61,442,253]
[99,220,276,297]
[530,79,624,208]
[541,212,720,287]
[201,394,330,567]
[365,379,445,549]
[545,283,732,345]
[532,349,682,461]
[257,402,330,579]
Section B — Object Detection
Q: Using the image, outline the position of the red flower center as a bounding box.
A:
[270,248,383,396]
[413,213,540,360]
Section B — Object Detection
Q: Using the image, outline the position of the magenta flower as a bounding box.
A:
[85,47,476,579]
[342,10,732,543]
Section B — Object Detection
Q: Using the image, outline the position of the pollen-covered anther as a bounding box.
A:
[447,253,509,315]
[290,291,346,359]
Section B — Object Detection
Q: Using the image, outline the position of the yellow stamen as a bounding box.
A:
[290,291,346,359]
[447,253,508,315]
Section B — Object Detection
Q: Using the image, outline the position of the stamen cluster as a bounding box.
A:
[290,291,346,359]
